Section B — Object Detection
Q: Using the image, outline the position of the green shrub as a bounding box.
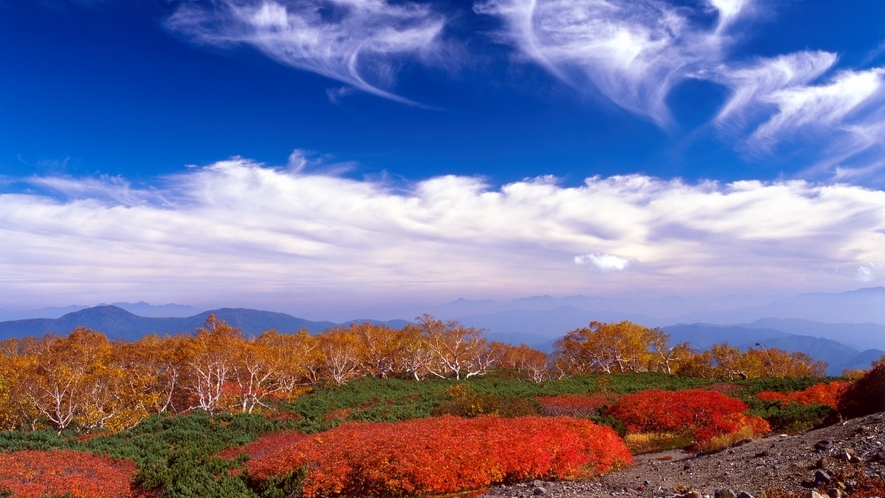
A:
[431,384,541,418]
[737,376,836,396]
[0,411,277,497]
[748,401,833,433]
[247,467,307,498]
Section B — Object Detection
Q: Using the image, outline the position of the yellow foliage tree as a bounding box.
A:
[411,314,490,380]
[178,315,243,413]
[554,321,672,375]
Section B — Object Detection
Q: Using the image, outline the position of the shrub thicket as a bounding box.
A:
[245,415,632,498]
[431,384,541,417]
[606,389,769,452]
[0,449,136,498]
[756,381,850,408]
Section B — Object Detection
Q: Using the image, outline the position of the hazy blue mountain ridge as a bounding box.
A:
[662,323,883,376]
[0,306,337,342]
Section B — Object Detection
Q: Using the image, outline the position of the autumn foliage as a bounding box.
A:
[218,430,308,462]
[606,389,769,450]
[245,415,632,497]
[837,363,885,418]
[756,381,851,408]
[554,321,686,375]
[0,449,137,498]
[0,316,836,435]
[0,315,540,433]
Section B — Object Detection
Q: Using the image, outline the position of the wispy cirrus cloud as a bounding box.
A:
[713,52,885,179]
[167,0,447,104]
[712,51,838,125]
[2,157,884,312]
[471,0,885,180]
[473,0,752,126]
[751,66,885,147]
[25,174,163,207]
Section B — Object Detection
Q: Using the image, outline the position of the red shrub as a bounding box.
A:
[792,381,851,407]
[218,430,307,461]
[756,391,790,404]
[756,381,851,408]
[606,389,767,448]
[0,449,137,498]
[535,393,618,417]
[246,415,632,497]
[838,363,885,418]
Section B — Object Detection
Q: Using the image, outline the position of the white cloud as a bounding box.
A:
[857,261,885,282]
[473,0,753,126]
[709,0,750,31]
[27,174,163,206]
[752,67,885,145]
[2,159,884,311]
[574,253,632,272]
[472,0,885,178]
[713,51,838,124]
[167,0,447,104]
[711,52,885,179]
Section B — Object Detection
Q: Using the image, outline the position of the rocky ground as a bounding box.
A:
[480,412,885,498]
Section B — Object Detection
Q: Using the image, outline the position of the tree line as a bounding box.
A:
[0,316,825,433]
[553,320,826,380]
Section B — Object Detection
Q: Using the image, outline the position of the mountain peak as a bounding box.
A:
[845,286,885,295]
[66,305,136,318]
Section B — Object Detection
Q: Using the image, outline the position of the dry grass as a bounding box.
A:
[624,432,692,454]
[696,424,755,454]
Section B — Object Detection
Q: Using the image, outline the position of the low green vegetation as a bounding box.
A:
[277,372,719,432]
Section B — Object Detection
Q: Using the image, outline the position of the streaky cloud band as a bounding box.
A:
[167,0,447,104]
[1,158,884,308]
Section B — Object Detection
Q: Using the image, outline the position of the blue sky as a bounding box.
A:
[2,0,885,317]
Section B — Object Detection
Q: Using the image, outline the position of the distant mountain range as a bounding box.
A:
[661,323,884,376]
[2,287,883,375]
[0,306,407,343]
[669,287,885,325]
[422,287,885,327]
[0,302,202,321]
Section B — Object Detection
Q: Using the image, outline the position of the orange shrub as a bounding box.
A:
[606,389,768,450]
[535,393,618,417]
[246,415,632,497]
[0,449,137,498]
[756,381,851,408]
